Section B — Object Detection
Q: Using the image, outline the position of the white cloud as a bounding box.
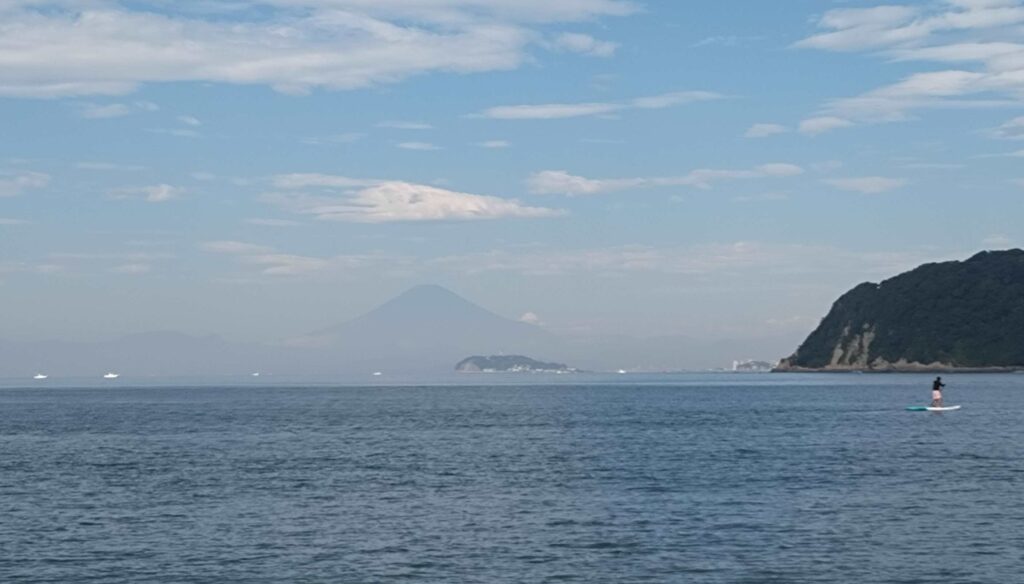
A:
[75,161,146,171]
[0,1,637,98]
[200,238,402,276]
[0,218,30,225]
[519,311,544,325]
[244,254,330,276]
[799,116,854,135]
[797,2,1024,126]
[109,263,152,274]
[0,171,50,197]
[428,241,954,280]
[201,241,275,255]
[302,132,365,145]
[271,173,381,189]
[631,91,722,109]
[480,102,622,120]
[476,140,511,148]
[109,184,184,203]
[553,32,618,57]
[744,123,788,138]
[692,35,763,48]
[178,115,202,126]
[825,176,907,194]
[378,120,434,130]
[147,128,201,138]
[267,174,564,222]
[990,116,1024,139]
[983,234,1013,247]
[528,163,804,195]
[796,3,1024,53]
[477,91,723,119]
[245,218,301,227]
[80,101,159,119]
[397,141,442,150]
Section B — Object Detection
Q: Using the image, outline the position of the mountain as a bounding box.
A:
[777,250,1024,371]
[0,286,563,377]
[291,285,563,373]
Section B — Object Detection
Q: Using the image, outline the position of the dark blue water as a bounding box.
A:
[2,373,1023,583]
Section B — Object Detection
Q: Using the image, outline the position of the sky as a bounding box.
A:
[1,0,1023,354]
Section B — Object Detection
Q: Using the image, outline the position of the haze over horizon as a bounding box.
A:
[3,0,1024,364]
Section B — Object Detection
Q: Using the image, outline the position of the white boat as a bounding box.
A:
[617,369,627,375]
[251,372,260,377]
[33,373,48,380]
[103,372,120,379]
[372,371,383,377]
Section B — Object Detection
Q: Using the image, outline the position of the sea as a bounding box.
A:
[1,372,1022,583]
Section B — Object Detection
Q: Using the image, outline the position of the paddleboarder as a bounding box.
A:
[931,376,945,407]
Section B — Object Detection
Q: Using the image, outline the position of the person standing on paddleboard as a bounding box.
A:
[931,376,945,407]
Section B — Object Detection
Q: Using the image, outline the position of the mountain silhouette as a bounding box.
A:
[296,284,561,372]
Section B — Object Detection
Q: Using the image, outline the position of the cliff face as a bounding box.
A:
[777,249,1024,371]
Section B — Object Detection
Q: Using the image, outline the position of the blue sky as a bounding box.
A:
[1,0,1023,352]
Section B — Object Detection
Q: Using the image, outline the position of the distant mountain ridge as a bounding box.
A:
[0,284,800,377]
[777,250,1024,371]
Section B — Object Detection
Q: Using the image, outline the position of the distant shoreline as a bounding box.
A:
[773,366,1024,374]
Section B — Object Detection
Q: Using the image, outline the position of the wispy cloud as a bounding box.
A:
[302,133,365,146]
[108,184,184,203]
[825,176,907,194]
[377,120,434,130]
[990,116,1024,140]
[177,115,202,126]
[201,239,408,277]
[552,32,618,57]
[109,263,152,274]
[983,234,1013,247]
[266,174,564,222]
[397,141,442,151]
[744,123,788,138]
[202,241,274,255]
[147,128,201,138]
[0,218,30,225]
[476,91,724,120]
[476,140,511,148]
[0,1,638,98]
[796,2,1024,126]
[75,161,146,171]
[79,101,158,119]
[528,163,804,196]
[244,218,301,227]
[272,174,381,189]
[692,35,763,48]
[0,171,50,197]
[428,241,955,280]
[799,116,854,135]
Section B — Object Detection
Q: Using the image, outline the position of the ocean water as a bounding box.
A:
[2,373,1023,583]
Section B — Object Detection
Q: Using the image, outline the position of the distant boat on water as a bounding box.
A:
[372,371,383,377]
[103,372,120,379]
[252,372,260,377]
[33,373,48,380]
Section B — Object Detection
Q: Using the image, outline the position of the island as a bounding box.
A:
[455,355,576,373]
[776,249,1024,372]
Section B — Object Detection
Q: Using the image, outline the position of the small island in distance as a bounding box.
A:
[455,355,577,373]
[777,249,1024,372]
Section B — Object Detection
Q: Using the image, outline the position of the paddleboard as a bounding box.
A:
[906,405,961,412]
